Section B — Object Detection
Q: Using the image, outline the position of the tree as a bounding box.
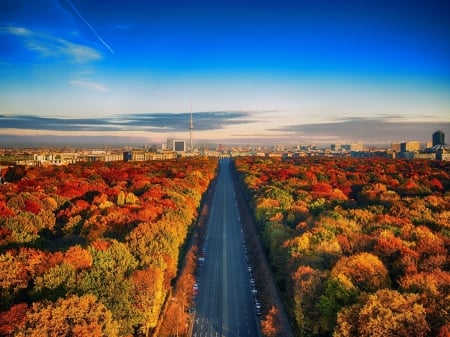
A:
[0,303,28,335]
[0,252,29,309]
[330,253,390,293]
[261,306,282,337]
[319,253,390,331]
[291,266,326,336]
[335,289,430,337]
[116,190,125,206]
[31,262,76,301]
[319,273,360,332]
[125,192,139,205]
[64,245,93,270]
[399,270,450,336]
[130,267,165,336]
[15,294,119,337]
[77,240,138,334]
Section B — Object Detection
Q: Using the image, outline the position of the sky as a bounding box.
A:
[0,0,449,147]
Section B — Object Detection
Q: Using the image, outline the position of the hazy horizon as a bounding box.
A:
[1,0,449,146]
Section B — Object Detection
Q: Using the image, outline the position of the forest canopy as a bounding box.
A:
[0,157,218,336]
[234,156,449,337]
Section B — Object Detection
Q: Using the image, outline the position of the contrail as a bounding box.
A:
[65,0,115,54]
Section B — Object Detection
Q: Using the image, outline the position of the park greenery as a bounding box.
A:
[234,156,449,337]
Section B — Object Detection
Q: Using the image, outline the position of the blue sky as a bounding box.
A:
[1,0,449,146]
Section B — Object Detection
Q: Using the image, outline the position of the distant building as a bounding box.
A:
[426,130,448,158]
[400,141,421,152]
[33,152,78,165]
[341,143,363,152]
[166,138,173,151]
[123,151,133,162]
[80,153,122,162]
[123,150,177,161]
[330,143,341,151]
[166,138,186,152]
[391,142,401,152]
[174,140,186,152]
[397,141,421,159]
[414,152,437,160]
[432,130,445,146]
[351,149,395,159]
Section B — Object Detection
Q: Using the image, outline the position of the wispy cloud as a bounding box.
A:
[70,80,109,92]
[2,26,31,36]
[1,25,102,63]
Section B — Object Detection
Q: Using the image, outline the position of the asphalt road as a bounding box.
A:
[191,158,260,337]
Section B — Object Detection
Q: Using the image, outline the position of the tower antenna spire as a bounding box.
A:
[189,101,193,152]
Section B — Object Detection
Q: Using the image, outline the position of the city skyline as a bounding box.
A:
[1,0,449,146]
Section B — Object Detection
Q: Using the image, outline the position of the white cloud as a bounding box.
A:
[63,42,102,63]
[69,80,109,92]
[2,26,33,36]
[1,25,102,63]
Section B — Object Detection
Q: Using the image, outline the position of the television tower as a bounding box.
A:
[189,102,194,152]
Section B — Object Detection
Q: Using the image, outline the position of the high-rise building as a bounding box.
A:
[432,130,445,146]
[342,143,363,151]
[174,140,186,152]
[331,143,341,151]
[166,138,186,152]
[166,138,174,151]
[400,141,421,152]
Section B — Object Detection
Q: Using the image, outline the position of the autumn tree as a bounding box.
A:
[261,306,282,337]
[0,251,30,309]
[335,289,430,337]
[0,303,28,336]
[399,270,450,336]
[319,252,391,331]
[15,294,119,337]
[64,245,93,270]
[130,267,165,336]
[291,266,326,336]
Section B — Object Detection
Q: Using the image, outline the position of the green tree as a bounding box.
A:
[319,253,390,331]
[291,266,327,336]
[31,262,76,301]
[77,240,138,334]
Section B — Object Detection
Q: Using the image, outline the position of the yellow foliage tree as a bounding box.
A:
[15,294,119,337]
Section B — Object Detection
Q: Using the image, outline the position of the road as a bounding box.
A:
[191,158,260,337]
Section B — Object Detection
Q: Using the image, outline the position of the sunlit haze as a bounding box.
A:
[1,0,449,146]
